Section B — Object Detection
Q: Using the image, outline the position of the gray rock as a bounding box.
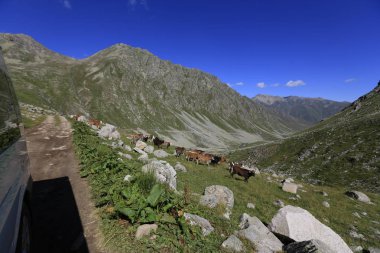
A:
[137,154,149,163]
[135,224,158,239]
[238,213,283,252]
[221,235,245,252]
[133,147,147,156]
[174,162,187,172]
[153,150,169,158]
[184,213,214,236]
[345,190,371,204]
[142,160,177,190]
[77,115,87,122]
[98,123,120,140]
[352,212,361,219]
[350,246,363,252]
[123,175,133,182]
[247,203,255,209]
[144,145,154,153]
[322,201,330,208]
[321,191,329,197]
[118,152,132,160]
[368,247,380,253]
[282,182,298,194]
[135,140,147,150]
[268,206,352,253]
[123,145,132,151]
[349,230,365,240]
[284,240,334,253]
[199,185,234,219]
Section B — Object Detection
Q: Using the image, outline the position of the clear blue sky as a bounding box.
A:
[1,0,379,102]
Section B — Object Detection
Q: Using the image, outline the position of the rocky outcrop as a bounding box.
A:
[141,160,176,190]
[183,213,214,236]
[221,235,245,252]
[268,206,352,253]
[199,185,234,219]
[238,213,283,252]
[345,191,372,204]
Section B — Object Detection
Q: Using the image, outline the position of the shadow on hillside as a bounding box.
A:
[31,177,89,253]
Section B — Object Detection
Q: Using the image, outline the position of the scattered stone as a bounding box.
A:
[174,162,187,172]
[238,213,283,252]
[137,154,149,163]
[199,185,234,219]
[133,147,147,156]
[221,235,245,252]
[284,240,334,253]
[272,173,279,178]
[183,213,214,236]
[296,194,301,199]
[268,205,352,253]
[153,150,169,158]
[321,191,329,197]
[135,140,147,150]
[349,230,365,240]
[135,224,158,239]
[282,182,298,194]
[368,247,380,253]
[144,145,154,153]
[274,199,285,208]
[353,212,361,219]
[123,145,132,151]
[282,178,294,183]
[322,201,330,208]
[98,123,120,140]
[247,203,255,209]
[141,160,177,190]
[361,212,367,216]
[345,190,372,204]
[350,246,363,252]
[123,175,133,182]
[118,152,132,160]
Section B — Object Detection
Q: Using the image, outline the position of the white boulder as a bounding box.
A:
[144,145,154,153]
[153,150,169,158]
[98,123,120,140]
[135,140,147,150]
[183,213,214,236]
[345,190,372,204]
[282,182,298,194]
[268,205,352,253]
[199,185,234,219]
[142,160,177,190]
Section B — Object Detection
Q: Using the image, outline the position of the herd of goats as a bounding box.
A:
[76,116,257,182]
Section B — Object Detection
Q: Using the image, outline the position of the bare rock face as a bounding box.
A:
[183,213,214,236]
[238,213,283,252]
[268,206,352,253]
[345,190,372,204]
[141,160,176,190]
[199,185,234,219]
[221,235,245,252]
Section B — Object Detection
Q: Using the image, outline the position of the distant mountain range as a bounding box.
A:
[246,82,380,192]
[253,94,350,126]
[0,33,349,150]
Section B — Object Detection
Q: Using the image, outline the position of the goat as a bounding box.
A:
[175,147,185,157]
[185,150,199,161]
[229,162,255,182]
[152,136,165,148]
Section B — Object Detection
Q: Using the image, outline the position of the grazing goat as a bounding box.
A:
[152,136,165,148]
[185,151,199,161]
[229,162,255,182]
[175,147,185,157]
[197,153,214,165]
[161,141,171,149]
[88,119,102,129]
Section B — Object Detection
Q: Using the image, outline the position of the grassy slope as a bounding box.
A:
[240,83,380,193]
[72,122,380,252]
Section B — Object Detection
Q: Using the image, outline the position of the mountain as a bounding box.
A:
[0,33,305,150]
[244,82,380,192]
[252,94,350,126]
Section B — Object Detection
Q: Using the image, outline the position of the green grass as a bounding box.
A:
[72,121,380,251]
[22,114,46,128]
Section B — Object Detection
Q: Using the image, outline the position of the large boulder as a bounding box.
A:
[221,235,245,252]
[345,190,372,204]
[238,213,283,252]
[283,240,334,253]
[98,123,120,140]
[142,160,176,190]
[183,213,214,236]
[153,150,169,158]
[268,206,352,253]
[135,140,148,150]
[199,185,234,219]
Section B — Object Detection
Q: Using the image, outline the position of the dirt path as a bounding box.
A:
[26,116,103,253]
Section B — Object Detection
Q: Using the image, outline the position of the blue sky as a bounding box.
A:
[1,0,379,102]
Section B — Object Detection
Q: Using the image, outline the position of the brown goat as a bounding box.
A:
[229,162,255,182]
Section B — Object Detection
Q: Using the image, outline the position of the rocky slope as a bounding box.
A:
[253,94,350,126]
[0,33,306,149]
[244,82,380,192]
